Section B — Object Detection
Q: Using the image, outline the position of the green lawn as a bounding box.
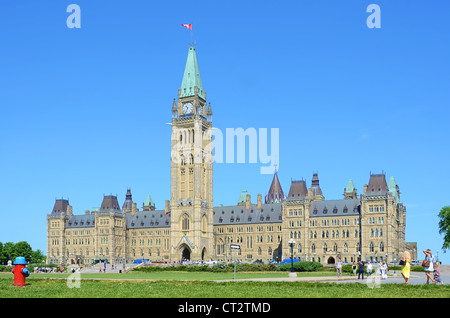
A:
[13,270,337,281]
[0,272,449,298]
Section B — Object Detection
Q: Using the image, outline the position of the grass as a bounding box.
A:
[0,272,449,298]
[14,270,337,281]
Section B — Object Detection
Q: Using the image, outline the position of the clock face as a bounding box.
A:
[182,102,194,114]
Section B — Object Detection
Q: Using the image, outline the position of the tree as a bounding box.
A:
[15,241,33,262]
[438,206,450,252]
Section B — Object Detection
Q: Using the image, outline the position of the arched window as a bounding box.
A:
[182,214,189,231]
[201,215,208,234]
[311,244,316,254]
[369,242,374,252]
[379,242,385,252]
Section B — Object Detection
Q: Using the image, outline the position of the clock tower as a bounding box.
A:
[170,45,214,261]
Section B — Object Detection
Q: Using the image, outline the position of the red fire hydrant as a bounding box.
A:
[12,256,30,287]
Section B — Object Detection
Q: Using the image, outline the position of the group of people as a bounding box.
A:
[335,249,444,285]
[400,249,443,285]
[33,266,64,273]
[343,259,389,280]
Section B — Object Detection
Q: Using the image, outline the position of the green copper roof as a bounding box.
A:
[345,179,355,193]
[180,45,205,100]
[237,190,248,204]
[388,176,399,202]
[144,195,155,207]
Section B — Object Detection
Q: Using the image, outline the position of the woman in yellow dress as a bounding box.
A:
[400,251,411,284]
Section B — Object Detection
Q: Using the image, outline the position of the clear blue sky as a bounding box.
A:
[0,0,449,264]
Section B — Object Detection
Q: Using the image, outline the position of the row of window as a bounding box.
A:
[369,205,385,212]
[313,207,358,215]
[369,217,384,224]
[216,225,282,234]
[294,242,386,254]
[309,219,360,227]
[309,229,359,239]
[130,238,163,246]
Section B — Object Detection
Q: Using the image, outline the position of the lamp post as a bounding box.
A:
[288,239,296,278]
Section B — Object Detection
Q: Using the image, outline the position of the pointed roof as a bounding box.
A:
[345,179,355,193]
[237,190,248,205]
[143,195,155,208]
[180,45,205,100]
[265,172,284,203]
[388,176,399,202]
[122,189,133,210]
[310,172,323,196]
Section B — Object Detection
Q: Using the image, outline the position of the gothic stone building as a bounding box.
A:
[47,45,416,266]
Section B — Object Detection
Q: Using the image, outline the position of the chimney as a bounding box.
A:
[165,200,170,213]
[85,210,90,215]
[364,184,368,194]
[131,203,136,216]
[257,194,262,210]
[246,194,251,210]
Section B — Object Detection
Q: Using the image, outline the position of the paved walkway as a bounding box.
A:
[218,265,449,285]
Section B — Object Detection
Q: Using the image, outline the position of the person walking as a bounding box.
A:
[336,258,343,279]
[376,260,382,279]
[352,262,357,277]
[367,262,373,277]
[357,260,365,280]
[422,249,436,284]
[381,261,388,280]
[400,251,411,285]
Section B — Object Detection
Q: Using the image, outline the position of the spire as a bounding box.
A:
[309,172,324,200]
[179,45,205,100]
[344,179,357,200]
[122,188,133,211]
[388,176,400,202]
[265,172,284,204]
[143,195,155,211]
[206,102,212,121]
[345,179,355,193]
[311,172,323,195]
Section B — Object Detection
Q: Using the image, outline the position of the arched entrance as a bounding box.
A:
[201,247,206,261]
[181,247,191,262]
[327,256,335,264]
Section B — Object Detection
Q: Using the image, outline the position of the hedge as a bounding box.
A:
[278,261,323,272]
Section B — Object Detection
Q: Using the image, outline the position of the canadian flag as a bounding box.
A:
[181,23,192,30]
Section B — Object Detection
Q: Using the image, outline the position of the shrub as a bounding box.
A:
[279,261,323,272]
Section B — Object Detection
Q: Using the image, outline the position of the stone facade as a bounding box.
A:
[46,45,416,266]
